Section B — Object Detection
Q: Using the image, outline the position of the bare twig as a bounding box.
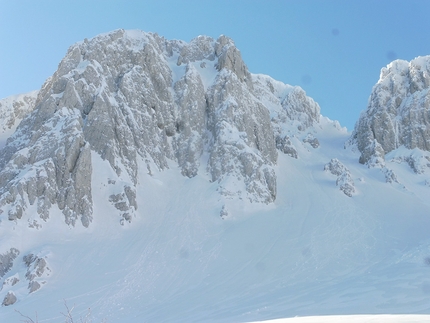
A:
[61,299,75,323]
[15,309,38,323]
[15,300,104,323]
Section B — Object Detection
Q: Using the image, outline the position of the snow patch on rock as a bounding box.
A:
[324,158,356,197]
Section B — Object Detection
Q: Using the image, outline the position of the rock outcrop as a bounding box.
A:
[0,91,38,135]
[23,254,51,293]
[252,73,321,160]
[275,135,298,158]
[0,248,20,279]
[2,291,16,306]
[1,275,19,291]
[350,56,430,165]
[324,158,355,197]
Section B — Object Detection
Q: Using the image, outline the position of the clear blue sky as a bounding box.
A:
[1,0,430,130]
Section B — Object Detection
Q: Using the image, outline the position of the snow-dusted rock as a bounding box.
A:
[215,35,253,87]
[23,254,51,293]
[381,167,400,184]
[219,205,229,219]
[1,275,19,291]
[172,64,206,178]
[0,253,51,300]
[281,87,320,130]
[303,133,320,148]
[252,73,322,160]
[0,91,38,134]
[336,172,355,197]
[351,56,430,165]
[0,248,19,279]
[175,35,215,65]
[324,158,349,176]
[275,135,298,158]
[261,78,320,132]
[109,185,137,225]
[405,154,430,174]
[2,291,16,306]
[324,158,355,197]
[388,150,430,175]
[206,68,277,203]
[0,107,92,226]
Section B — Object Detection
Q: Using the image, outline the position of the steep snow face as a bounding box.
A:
[351,56,430,164]
[0,29,321,229]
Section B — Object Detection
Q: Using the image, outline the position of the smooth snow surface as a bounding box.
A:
[250,315,430,323]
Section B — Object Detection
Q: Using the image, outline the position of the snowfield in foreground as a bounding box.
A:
[1,118,429,322]
[250,315,430,323]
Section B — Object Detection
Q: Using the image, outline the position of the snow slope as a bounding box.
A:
[250,315,430,323]
[1,117,430,322]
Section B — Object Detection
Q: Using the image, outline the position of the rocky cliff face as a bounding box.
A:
[350,56,430,165]
[0,29,321,228]
[0,91,38,147]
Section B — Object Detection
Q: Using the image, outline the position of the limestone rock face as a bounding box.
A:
[252,74,322,160]
[172,64,206,178]
[0,107,92,226]
[0,92,38,152]
[215,35,253,87]
[281,87,320,130]
[0,92,38,135]
[0,29,324,226]
[351,57,430,164]
[206,69,277,203]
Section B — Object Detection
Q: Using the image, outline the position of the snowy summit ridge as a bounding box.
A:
[0,29,320,228]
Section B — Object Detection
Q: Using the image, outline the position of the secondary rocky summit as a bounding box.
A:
[350,56,430,166]
[0,29,320,227]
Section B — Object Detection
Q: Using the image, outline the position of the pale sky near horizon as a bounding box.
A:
[1,0,430,130]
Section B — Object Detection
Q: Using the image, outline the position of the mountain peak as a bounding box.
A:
[350,55,430,165]
[0,29,321,229]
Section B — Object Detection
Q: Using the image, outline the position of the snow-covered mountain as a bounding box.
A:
[1,29,430,322]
